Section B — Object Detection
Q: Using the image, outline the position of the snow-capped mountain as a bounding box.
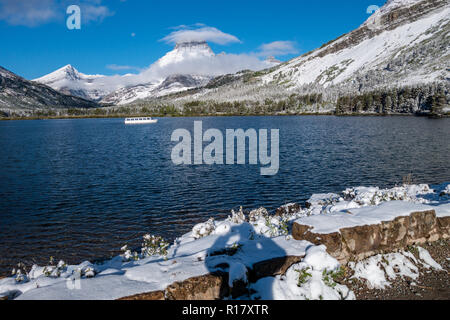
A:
[100,41,217,105]
[167,0,449,110]
[156,41,215,68]
[101,74,211,105]
[0,66,98,112]
[35,40,279,105]
[34,65,108,101]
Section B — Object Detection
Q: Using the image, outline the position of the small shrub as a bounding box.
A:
[141,235,170,259]
[295,267,312,286]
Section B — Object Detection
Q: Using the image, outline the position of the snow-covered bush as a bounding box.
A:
[43,257,67,278]
[342,184,432,206]
[228,207,246,224]
[248,207,269,222]
[192,218,216,239]
[11,262,28,283]
[264,216,289,237]
[120,234,170,262]
[83,266,96,278]
[141,234,170,259]
[121,245,139,262]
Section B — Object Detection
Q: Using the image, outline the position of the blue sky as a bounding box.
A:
[0,0,386,80]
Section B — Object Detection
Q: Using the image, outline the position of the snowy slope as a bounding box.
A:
[261,0,449,89]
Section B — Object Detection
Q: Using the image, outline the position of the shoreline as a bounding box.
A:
[1,112,446,122]
[1,182,448,300]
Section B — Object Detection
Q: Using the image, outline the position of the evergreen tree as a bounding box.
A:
[431,92,446,116]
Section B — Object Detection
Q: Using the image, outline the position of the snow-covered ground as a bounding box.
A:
[0,182,448,300]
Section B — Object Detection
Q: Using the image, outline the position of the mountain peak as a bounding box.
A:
[174,40,209,49]
[157,41,215,68]
[265,56,281,65]
[34,64,82,83]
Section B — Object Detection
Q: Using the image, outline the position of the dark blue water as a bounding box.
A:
[0,116,449,275]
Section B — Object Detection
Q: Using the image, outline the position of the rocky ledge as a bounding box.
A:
[120,200,450,300]
[120,256,305,300]
[293,209,449,264]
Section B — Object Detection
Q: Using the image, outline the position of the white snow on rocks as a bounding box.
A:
[349,247,444,289]
[417,247,443,271]
[294,183,450,234]
[250,246,354,300]
[0,182,448,300]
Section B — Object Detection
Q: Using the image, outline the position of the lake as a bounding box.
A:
[0,116,449,275]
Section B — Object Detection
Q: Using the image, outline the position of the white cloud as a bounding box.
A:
[161,25,241,45]
[95,55,273,91]
[73,45,277,94]
[80,2,113,23]
[0,0,58,26]
[0,0,113,27]
[106,64,141,72]
[140,54,272,81]
[257,41,299,57]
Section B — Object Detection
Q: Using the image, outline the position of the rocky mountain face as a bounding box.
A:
[261,0,449,89]
[154,0,449,115]
[0,66,98,114]
[101,74,211,106]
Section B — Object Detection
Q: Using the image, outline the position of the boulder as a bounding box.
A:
[165,272,229,300]
[437,216,450,238]
[250,255,304,282]
[118,290,165,301]
[293,210,448,263]
[118,254,305,300]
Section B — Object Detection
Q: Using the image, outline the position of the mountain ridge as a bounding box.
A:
[142,0,448,115]
[0,66,99,114]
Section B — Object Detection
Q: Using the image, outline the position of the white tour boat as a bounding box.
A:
[124,117,158,125]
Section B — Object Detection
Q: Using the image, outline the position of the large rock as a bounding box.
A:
[165,272,229,300]
[437,216,450,239]
[293,210,448,263]
[250,255,304,282]
[118,254,305,300]
[118,290,165,301]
